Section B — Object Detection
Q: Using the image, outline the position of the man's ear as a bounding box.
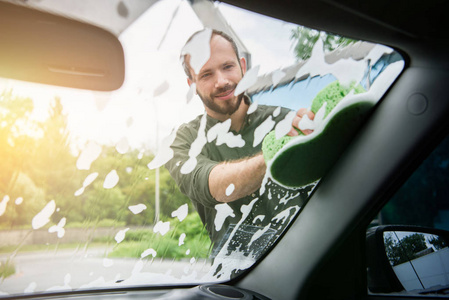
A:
[240,57,247,75]
[187,77,193,87]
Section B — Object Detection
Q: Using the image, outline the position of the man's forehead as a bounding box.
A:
[183,30,238,76]
[181,29,212,75]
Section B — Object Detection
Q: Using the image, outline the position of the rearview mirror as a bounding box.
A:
[0,2,125,91]
[367,225,449,294]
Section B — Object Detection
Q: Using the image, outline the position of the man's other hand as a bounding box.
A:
[288,108,315,136]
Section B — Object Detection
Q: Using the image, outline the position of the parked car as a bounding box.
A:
[0,0,448,299]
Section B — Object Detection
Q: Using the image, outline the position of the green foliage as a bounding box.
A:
[1,173,47,228]
[0,88,198,269]
[428,235,447,250]
[0,90,36,194]
[385,233,427,266]
[290,26,357,61]
[66,218,126,229]
[0,259,15,279]
[109,213,211,260]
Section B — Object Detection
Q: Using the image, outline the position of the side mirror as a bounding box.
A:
[0,2,125,91]
[367,225,449,294]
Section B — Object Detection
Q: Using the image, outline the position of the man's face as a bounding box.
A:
[187,34,246,121]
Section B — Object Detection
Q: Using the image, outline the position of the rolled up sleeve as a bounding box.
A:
[165,125,219,208]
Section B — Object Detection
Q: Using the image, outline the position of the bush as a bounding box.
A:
[66,218,126,229]
[108,213,211,260]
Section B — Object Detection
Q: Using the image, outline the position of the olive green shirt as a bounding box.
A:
[165,104,310,255]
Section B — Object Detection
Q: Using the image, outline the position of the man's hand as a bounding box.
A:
[288,108,315,136]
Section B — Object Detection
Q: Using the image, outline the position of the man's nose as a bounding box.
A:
[215,71,229,88]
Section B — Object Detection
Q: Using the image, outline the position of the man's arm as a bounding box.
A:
[209,153,266,203]
[209,108,315,203]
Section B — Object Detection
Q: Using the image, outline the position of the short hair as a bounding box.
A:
[181,29,240,79]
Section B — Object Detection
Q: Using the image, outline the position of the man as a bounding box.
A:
[165,29,314,256]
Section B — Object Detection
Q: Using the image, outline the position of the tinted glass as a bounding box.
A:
[368,134,449,295]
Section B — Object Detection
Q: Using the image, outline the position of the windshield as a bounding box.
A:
[0,0,404,296]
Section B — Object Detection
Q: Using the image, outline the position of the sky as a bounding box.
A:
[0,0,299,154]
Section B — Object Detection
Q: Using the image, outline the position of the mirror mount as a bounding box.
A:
[367,225,405,293]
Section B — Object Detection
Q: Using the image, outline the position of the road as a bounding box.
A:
[0,247,214,296]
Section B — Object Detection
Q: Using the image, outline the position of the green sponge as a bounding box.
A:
[311,81,365,118]
[262,131,294,163]
[262,80,371,188]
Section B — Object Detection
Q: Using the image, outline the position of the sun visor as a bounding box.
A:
[0,2,125,91]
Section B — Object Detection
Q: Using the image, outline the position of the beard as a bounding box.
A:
[198,83,243,117]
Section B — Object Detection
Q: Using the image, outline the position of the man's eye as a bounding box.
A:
[224,64,234,70]
[200,73,211,79]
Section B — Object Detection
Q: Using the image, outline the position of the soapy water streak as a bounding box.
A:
[247,100,258,114]
[207,198,259,280]
[279,191,301,206]
[253,115,275,147]
[272,206,300,225]
[153,221,170,236]
[214,203,235,232]
[225,184,235,196]
[0,195,9,216]
[76,142,102,170]
[32,200,56,230]
[271,69,287,87]
[103,170,119,189]
[296,39,367,87]
[141,248,157,259]
[115,228,130,243]
[275,110,296,139]
[248,224,271,248]
[129,204,147,215]
[74,172,99,196]
[180,114,207,174]
[298,102,326,131]
[171,204,188,221]
[48,217,66,238]
[207,119,245,148]
[179,233,186,246]
[181,28,212,75]
[147,128,177,170]
[116,137,130,154]
[234,65,260,96]
[253,215,265,224]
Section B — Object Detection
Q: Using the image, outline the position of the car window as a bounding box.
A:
[367,133,449,295]
[0,0,403,297]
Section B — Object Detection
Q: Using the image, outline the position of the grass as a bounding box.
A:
[108,234,211,260]
[0,259,15,279]
[109,214,212,260]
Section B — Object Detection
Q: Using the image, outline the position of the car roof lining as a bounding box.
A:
[222,0,449,69]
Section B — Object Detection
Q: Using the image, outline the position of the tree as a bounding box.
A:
[385,233,428,266]
[2,172,47,228]
[428,235,447,250]
[290,26,357,61]
[27,97,77,196]
[0,90,36,195]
